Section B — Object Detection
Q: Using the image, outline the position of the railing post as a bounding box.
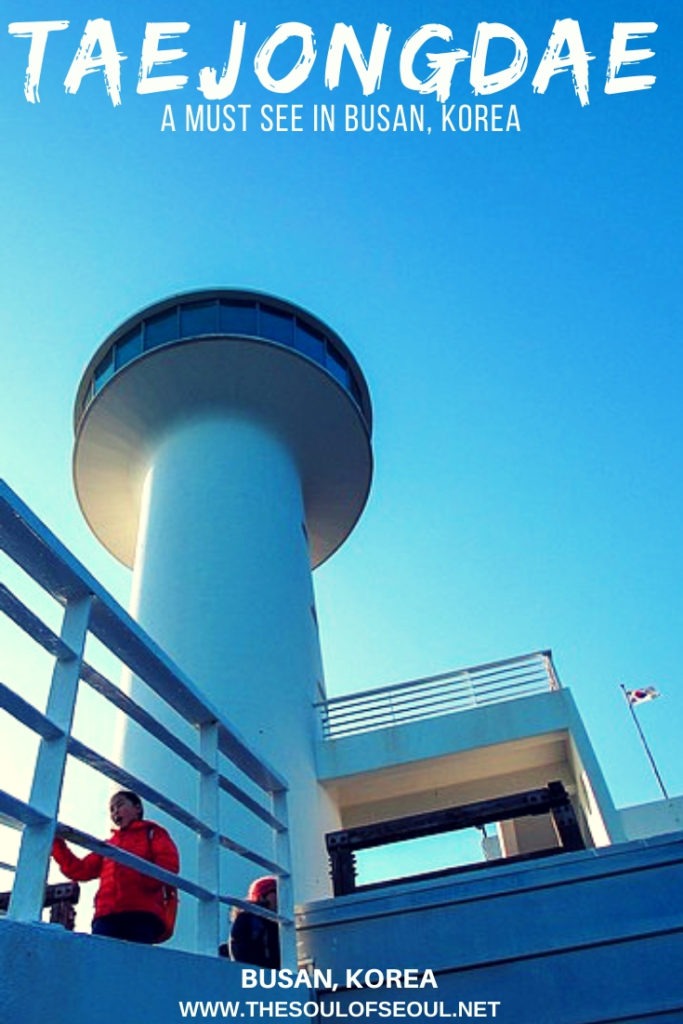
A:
[272,787,296,969]
[197,719,220,955]
[543,651,561,691]
[388,692,396,727]
[448,672,460,714]
[464,669,477,708]
[317,701,330,742]
[8,593,93,922]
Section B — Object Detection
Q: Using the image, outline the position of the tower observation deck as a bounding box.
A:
[74,289,372,568]
[72,289,373,916]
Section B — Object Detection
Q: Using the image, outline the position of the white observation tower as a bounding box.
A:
[72,289,373,912]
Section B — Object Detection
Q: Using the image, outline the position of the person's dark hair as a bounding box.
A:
[111,790,144,819]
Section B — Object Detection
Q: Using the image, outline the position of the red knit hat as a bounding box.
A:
[247,876,277,902]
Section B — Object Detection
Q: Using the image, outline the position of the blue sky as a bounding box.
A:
[1,0,681,855]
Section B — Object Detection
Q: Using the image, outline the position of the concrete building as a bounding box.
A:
[71,289,373,912]
[1,290,682,1022]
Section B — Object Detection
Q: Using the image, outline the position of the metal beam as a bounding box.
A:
[326,781,583,896]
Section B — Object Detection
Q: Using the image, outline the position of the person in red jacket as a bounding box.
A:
[52,789,179,944]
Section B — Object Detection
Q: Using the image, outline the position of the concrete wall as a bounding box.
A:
[5,834,682,1024]
[0,919,305,1024]
[297,831,683,1023]
[620,795,683,840]
[123,413,340,915]
[318,689,625,846]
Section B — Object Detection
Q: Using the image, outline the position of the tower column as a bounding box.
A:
[128,413,338,900]
[72,289,373,948]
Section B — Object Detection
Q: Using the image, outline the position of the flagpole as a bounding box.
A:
[620,684,669,800]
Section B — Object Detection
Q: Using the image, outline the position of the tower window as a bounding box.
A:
[294,321,325,363]
[261,306,294,346]
[145,308,178,350]
[326,345,349,388]
[219,300,258,336]
[180,301,218,337]
[115,328,142,368]
[94,348,114,390]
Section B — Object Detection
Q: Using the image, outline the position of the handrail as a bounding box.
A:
[0,479,295,962]
[1,483,286,790]
[317,650,561,739]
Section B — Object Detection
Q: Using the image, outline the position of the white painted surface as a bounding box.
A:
[73,337,372,567]
[0,918,306,1024]
[122,412,342,936]
[73,328,372,951]
[4,832,682,1024]
[297,831,683,1024]
[620,795,683,839]
[317,689,624,845]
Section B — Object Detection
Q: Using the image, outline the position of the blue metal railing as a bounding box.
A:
[0,480,294,962]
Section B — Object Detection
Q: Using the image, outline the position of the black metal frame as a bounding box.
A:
[325,781,584,896]
[0,881,80,929]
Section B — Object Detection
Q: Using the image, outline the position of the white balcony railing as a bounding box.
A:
[318,650,561,739]
[0,480,294,963]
